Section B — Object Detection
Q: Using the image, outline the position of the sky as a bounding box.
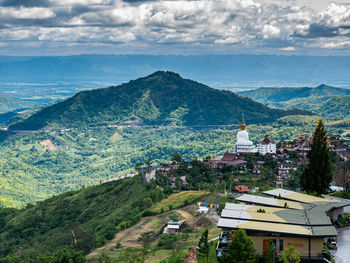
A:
[1,0,350,56]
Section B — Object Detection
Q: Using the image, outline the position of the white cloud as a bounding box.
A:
[0,7,55,19]
[280,46,296,51]
[322,40,350,49]
[1,0,350,54]
[262,24,281,39]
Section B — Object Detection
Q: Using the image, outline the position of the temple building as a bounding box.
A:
[234,114,258,153]
[257,135,276,155]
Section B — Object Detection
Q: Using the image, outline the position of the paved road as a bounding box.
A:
[335,227,350,262]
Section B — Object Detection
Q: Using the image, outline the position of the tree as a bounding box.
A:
[160,249,186,263]
[220,229,256,263]
[197,229,209,263]
[300,119,332,195]
[51,247,86,263]
[263,240,276,263]
[97,253,112,263]
[280,246,301,263]
[118,245,153,263]
[172,153,182,163]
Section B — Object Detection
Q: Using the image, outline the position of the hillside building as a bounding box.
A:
[218,152,247,168]
[277,162,294,180]
[257,135,276,155]
[216,189,350,262]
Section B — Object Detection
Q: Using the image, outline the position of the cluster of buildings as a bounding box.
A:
[139,114,349,191]
[283,132,350,160]
[216,188,350,262]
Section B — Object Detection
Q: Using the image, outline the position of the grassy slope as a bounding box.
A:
[0,178,210,260]
[88,192,226,263]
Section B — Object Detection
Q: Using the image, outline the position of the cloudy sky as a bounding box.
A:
[1,0,350,55]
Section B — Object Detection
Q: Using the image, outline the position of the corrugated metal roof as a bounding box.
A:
[236,194,306,210]
[222,203,332,226]
[218,218,336,237]
[263,188,333,203]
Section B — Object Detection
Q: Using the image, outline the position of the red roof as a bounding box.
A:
[221,152,238,161]
[234,185,249,193]
[219,159,247,166]
[260,134,275,145]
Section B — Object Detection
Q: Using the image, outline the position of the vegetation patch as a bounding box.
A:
[151,191,210,214]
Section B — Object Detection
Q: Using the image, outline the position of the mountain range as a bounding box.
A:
[1,55,350,87]
[238,84,350,118]
[0,96,37,114]
[8,71,307,131]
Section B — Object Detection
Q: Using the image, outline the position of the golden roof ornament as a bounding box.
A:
[240,113,246,130]
[316,118,322,129]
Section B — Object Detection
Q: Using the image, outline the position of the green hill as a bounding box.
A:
[319,95,350,119]
[0,97,36,114]
[8,71,304,131]
[238,84,350,114]
[0,174,211,261]
[238,84,350,103]
[0,176,160,259]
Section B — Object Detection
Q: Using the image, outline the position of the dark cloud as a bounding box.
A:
[0,0,50,7]
[307,24,339,38]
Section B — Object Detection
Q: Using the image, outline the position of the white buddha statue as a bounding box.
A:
[234,114,257,153]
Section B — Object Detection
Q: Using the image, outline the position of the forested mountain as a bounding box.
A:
[238,84,350,103]
[319,95,350,119]
[0,96,36,114]
[0,175,164,259]
[238,84,350,114]
[8,71,304,131]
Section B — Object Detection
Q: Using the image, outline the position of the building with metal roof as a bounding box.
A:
[235,193,310,210]
[217,189,350,262]
[263,189,333,204]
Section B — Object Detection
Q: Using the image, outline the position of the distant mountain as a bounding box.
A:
[238,84,350,115]
[8,71,306,131]
[319,95,350,119]
[0,96,37,114]
[238,84,350,103]
[1,55,350,87]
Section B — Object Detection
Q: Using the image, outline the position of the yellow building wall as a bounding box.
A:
[250,235,324,258]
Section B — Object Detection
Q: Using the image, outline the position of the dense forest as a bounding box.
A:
[0,175,165,260]
[238,84,350,114]
[0,114,349,208]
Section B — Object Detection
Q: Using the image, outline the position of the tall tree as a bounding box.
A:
[197,229,209,263]
[220,229,256,263]
[300,119,332,195]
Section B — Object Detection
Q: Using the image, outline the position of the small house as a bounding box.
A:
[234,185,249,193]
